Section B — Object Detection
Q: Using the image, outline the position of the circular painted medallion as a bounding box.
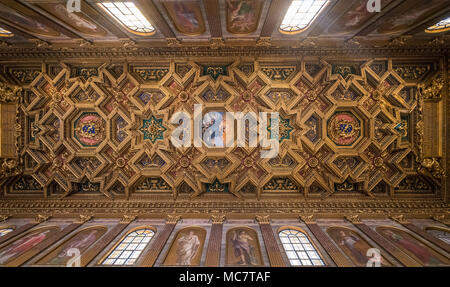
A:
[74,112,105,147]
[327,112,361,146]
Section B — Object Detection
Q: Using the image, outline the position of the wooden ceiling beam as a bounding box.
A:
[0,19,41,41]
[136,0,176,39]
[203,0,222,38]
[400,9,450,36]
[260,0,292,38]
[81,0,129,39]
[10,0,83,39]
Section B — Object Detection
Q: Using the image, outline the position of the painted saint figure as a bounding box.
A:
[337,230,368,265]
[0,229,52,265]
[176,231,200,265]
[231,230,256,265]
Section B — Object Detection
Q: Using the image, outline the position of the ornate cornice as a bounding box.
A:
[299,215,316,224]
[0,200,447,216]
[166,214,181,224]
[0,47,447,59]
[255,215,271,224]
[210,215,226,224]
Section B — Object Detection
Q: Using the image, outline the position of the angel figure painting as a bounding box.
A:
[226,0,263,34]
[377,227,449,266]
[328,227,390,266]
[0,226,58,266]
[163,227,206,266]
[37,227,106,265]
[226,227,262,266]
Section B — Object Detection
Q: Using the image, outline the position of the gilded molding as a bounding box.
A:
[0,47,447,60]
[34,214,51,223]
[0,215,9,222]
[211,214,226,224]
[166,214,181,224]
[255,215,271,224]
[0,200,448,216]
[299,215,316,224]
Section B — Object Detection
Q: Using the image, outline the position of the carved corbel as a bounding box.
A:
[344,215,362,224]
[418,158,445,181]
[256,37,271,47]
[420,74,443,100]
[211,215,226,224]
[120,215,137,224]
[166,214,181,224]
[167,38,181,47]
[210,38,225,50]
[34,214,51,223]
[390,214,409,224]
[299,215,315,224]
[76,214,93,224]
[431,214,448,225]
[0,82,21,103]
[255,215,271,224]
[0,215,9,222]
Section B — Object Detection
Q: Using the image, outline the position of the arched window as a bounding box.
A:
[98,2,155,35]
[425,17,450,33]
[280,0,329,34]
[101,228,155,266]
[279,228,325,266]
[0,228,13,237]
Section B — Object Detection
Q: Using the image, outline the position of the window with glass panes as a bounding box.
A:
[102,228,154,266]
[279,229,325,266]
